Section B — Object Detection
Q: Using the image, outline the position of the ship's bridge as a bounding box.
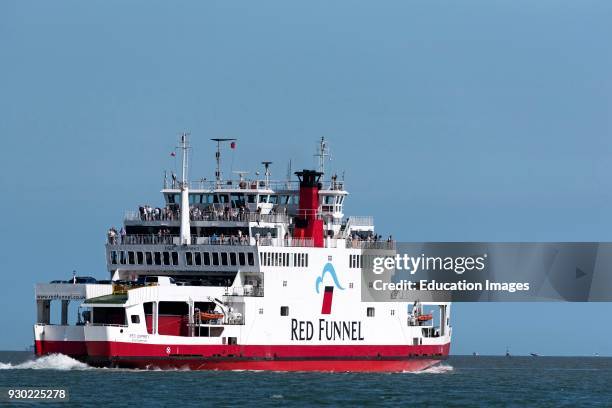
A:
[153,176,349,236]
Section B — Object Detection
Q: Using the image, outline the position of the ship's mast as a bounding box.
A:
[211,138,237,189]
[314,137,330,178]
[262,161,272,188]
[179,132,191,245]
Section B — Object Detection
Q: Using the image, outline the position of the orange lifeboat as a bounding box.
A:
[417,314,433,322]
[199,312,224,320]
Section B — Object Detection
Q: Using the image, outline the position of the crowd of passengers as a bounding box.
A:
[138,204,286,222]
[107,227,253,245]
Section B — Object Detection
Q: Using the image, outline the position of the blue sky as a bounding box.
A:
[1,0,611,354]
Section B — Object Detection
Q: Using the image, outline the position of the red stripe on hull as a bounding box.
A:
[35,340,450,372]
[84,341,450,372]
[35,340,87,358]
[99,357,443,372]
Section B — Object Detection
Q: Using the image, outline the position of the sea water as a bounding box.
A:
[1,351,611,406]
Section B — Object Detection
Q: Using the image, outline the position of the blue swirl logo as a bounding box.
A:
[315,262,345,294]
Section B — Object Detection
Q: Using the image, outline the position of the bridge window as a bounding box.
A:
[92,307,126,326]
[280,306,289,316]
[247,194,256,204]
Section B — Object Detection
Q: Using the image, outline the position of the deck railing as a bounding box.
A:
[345,240,396,250]
[107,234,317,248]
[125,210,289,224]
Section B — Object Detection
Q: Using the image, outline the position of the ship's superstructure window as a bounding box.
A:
[154,252,161,265]
[171,252,179,266]
[186,252,193,266]
[230,252,237,266]
[137,252,144,265]
[260,252,293,267]
[143,302,153,334]
[367,307,375,317]
[92,307,126,326]
[146,252,153,265]
[239,252,246,266]
[203,252,211,266]
[110,251,118,264]
[293,253,309,267]
[163,252,170,265]
[221,252,228,266]
[280,306,289,316]
[194,252,202,266]
[131,315,140,324]
[247,252,255,266]
[212,252,219,266]
[128,251,135,264]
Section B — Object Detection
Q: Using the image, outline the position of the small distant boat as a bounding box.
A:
[505,347,511,357]
[530,353,539,357]
[472,352,478,357]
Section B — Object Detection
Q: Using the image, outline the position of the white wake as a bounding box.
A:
[0,353,91,370]
[408,364,454,374]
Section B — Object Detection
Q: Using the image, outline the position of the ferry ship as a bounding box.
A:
[33,136,451,371]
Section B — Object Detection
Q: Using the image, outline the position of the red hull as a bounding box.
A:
[37,340,450,372]
[94,357,443,372]
[35,340,87,359]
